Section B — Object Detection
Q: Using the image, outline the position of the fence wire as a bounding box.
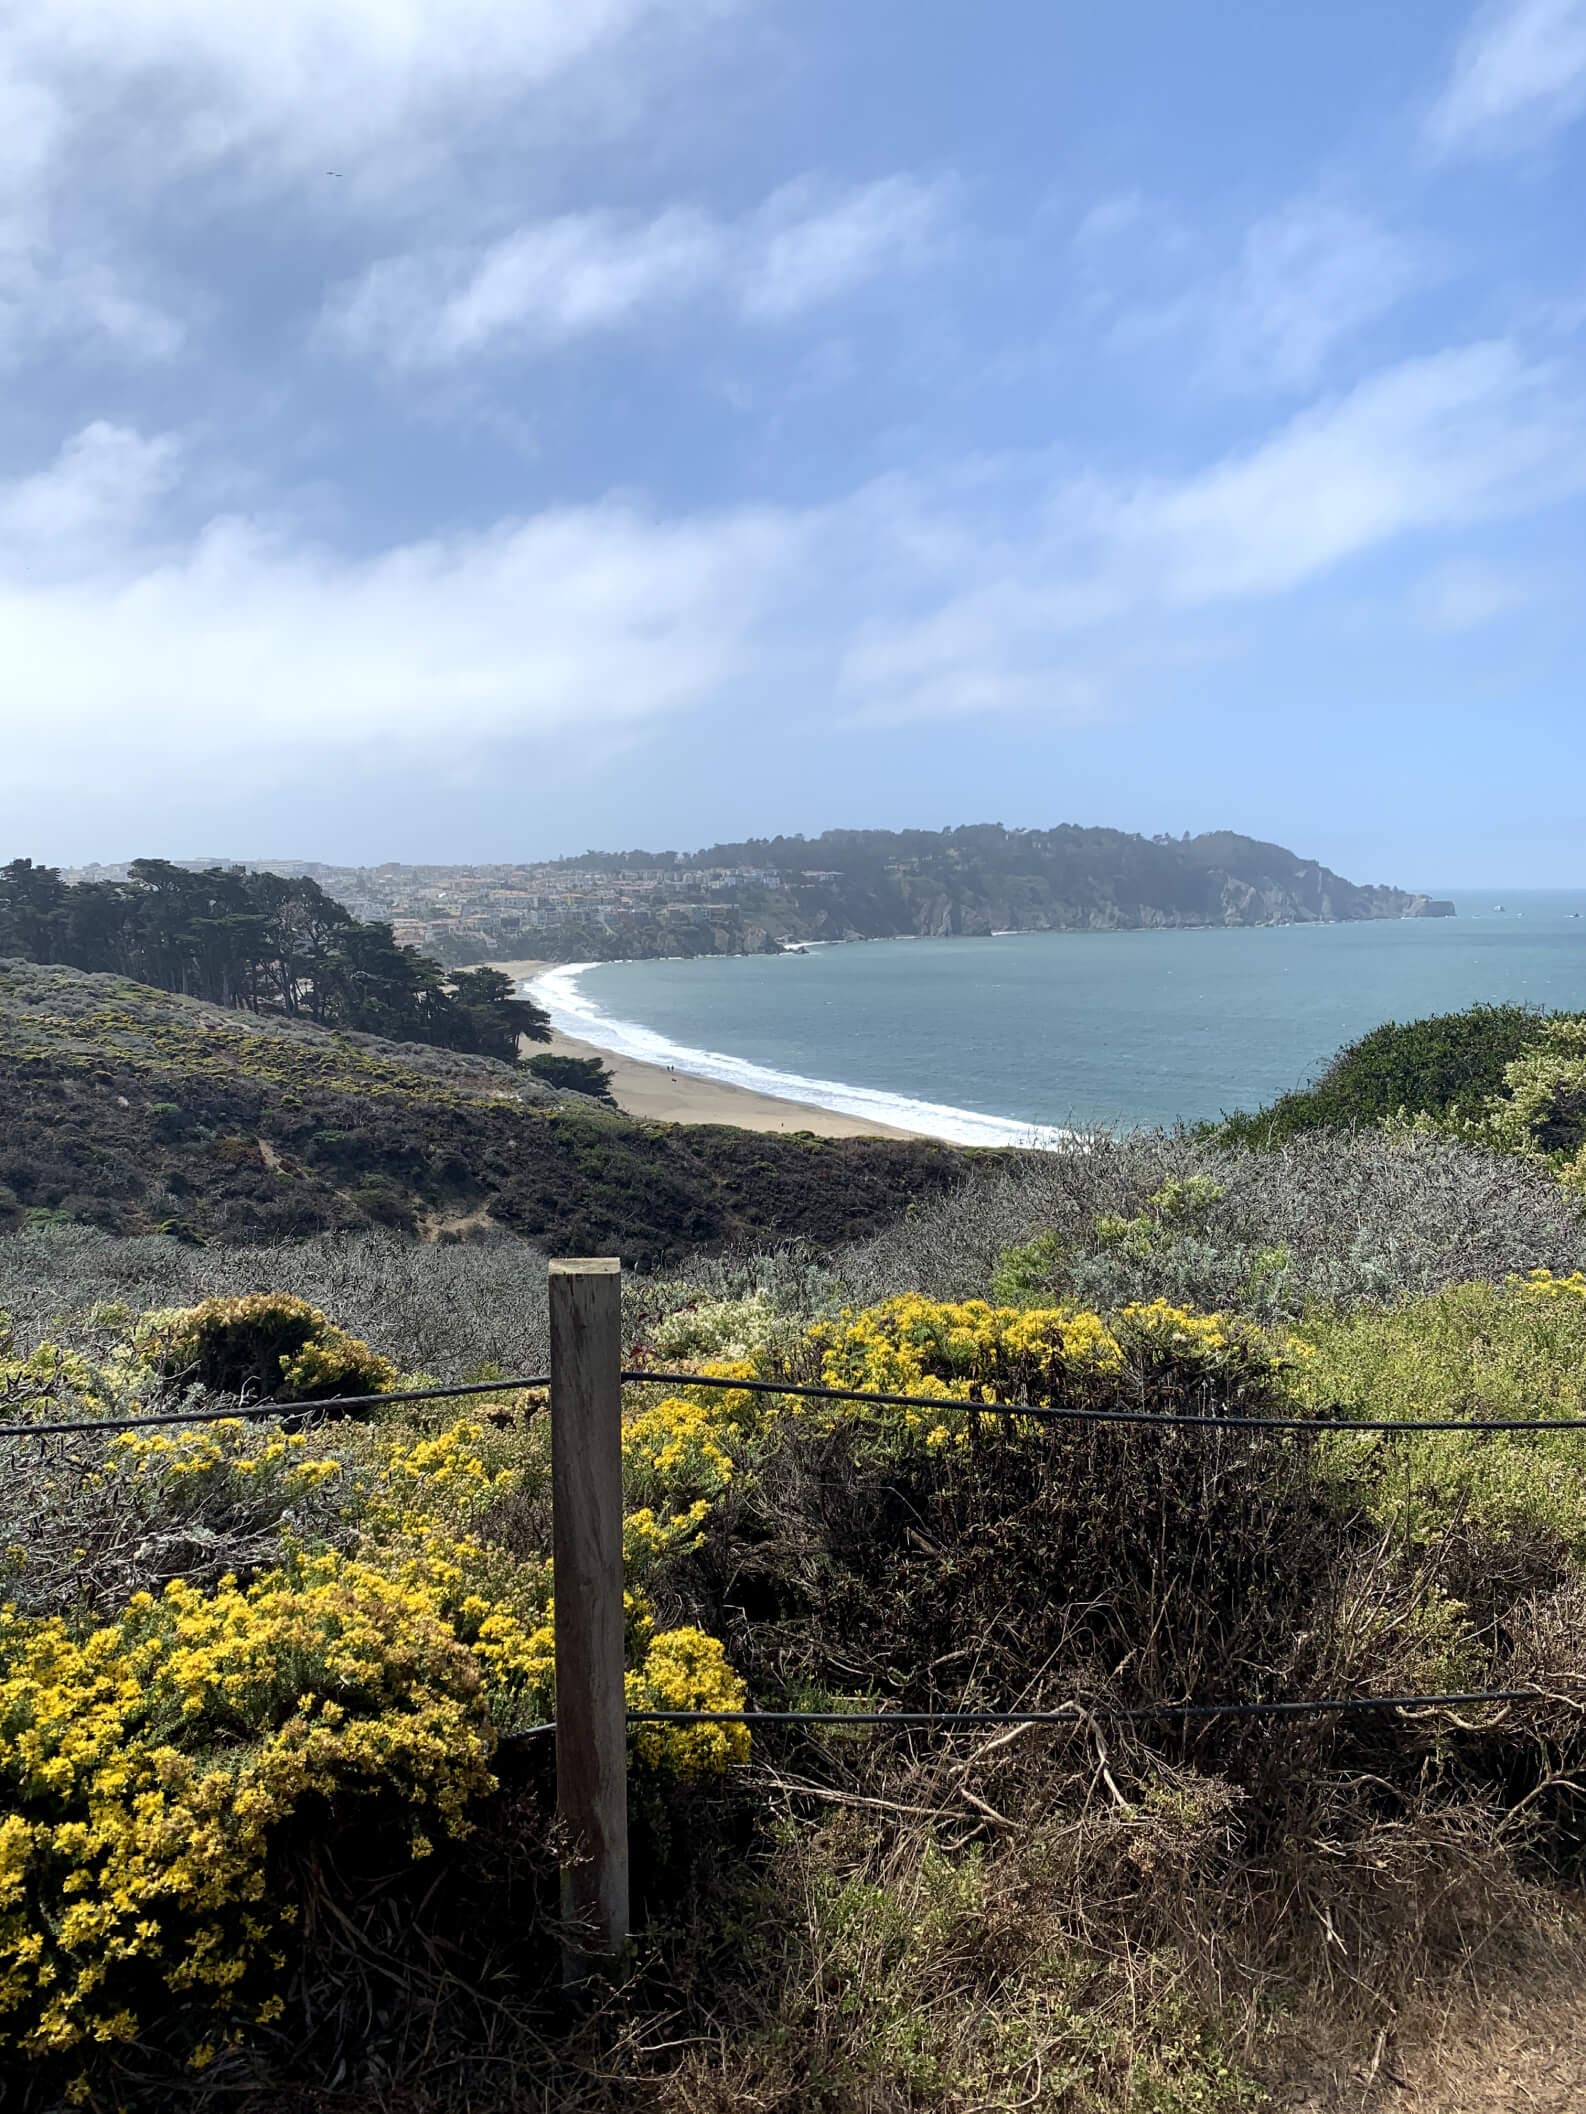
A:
[622,1366,1586,1436]
[625,1688,1574,1728]
[5,1352,1584,1751]
[499,1682,1585,1748]
[9,1358,1586,1440]
[0,1373,551,1440]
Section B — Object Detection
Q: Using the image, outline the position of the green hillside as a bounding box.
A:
[0,959,966,1265]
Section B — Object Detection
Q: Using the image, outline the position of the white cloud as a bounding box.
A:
[0,41,184,368]
[0,250,184,370]
[1096,195,1424,394]
[332,209,724,365]
[0,56,60,211]
[2,0,739,181]
[836,341,1586,719]
[1102,342,1580,603]
[0,424,804,788]
[330,176,952,367]
[738,175,951,321]
[1425,0,1586,156]
[1207,202,1425,392]
[0,423,182,568]
[4,339,1583,793]
[0,0,738,368]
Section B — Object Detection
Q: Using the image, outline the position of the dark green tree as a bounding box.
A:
[0,857,550,1065]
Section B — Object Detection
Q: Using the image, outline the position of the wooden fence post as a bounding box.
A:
[549,1257,629,1983]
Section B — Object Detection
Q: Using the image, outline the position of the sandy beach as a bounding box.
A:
[490,960,922,1139]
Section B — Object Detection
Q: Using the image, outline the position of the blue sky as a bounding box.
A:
[1,0,1583,887]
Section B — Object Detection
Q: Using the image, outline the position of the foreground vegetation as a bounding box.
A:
[3,1095,1586,2110]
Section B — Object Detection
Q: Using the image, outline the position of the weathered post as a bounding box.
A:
[549,1257,629,1983]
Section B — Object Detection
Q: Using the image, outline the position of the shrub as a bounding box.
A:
[1296,1269,1586,1551]
[649,1290,805,1364]
[1477,1017,1586,1186]
[0,1416,358,1619]
[137,1294,399,1405]
[837,1127,1586,1321]
[810,1292,1288,1418]
[0,1554,499,2064]
[1217,1003,1548,1146]
[522,1051,616,1102]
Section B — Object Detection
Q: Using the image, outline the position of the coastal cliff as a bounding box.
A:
[478,825,1454,963]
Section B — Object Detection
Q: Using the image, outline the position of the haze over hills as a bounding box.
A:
[67,826,1455,966]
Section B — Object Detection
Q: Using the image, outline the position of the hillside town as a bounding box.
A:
[63,858,793,955]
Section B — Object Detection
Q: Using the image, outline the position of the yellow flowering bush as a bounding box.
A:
[808,1294,1285,1421]
[1110,1300,1284,1404]
[0,1337,157,1424]
[1516,1267,1586,1305]
[627,1626,750,1776]
[618,1361,774,1565]
[137,1294,399,1405]
[813,1294,1122,1408]
[623,1395,738,1511]
[373,1415,522,1530]
[0,1553,497,2060]
[110,1417,350,1498]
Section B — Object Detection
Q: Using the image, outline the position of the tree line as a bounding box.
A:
[0,858,550,1065]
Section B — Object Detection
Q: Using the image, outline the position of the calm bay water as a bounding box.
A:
[531,891,1586,1145]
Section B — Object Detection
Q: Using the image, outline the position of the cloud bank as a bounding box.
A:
[5,336,1582,795]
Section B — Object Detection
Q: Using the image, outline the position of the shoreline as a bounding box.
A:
[490,960,927,1140]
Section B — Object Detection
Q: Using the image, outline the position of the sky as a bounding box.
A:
[1,0,1583,888]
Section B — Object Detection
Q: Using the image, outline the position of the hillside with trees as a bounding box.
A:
[0,857,543,1061]
[438,823,1456,962]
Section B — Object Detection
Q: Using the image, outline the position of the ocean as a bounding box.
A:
[528,890,1586,1146]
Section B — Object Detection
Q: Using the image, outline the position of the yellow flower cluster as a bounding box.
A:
[814,1294,1125,1413]
[809,1293,1283,1422]
[623,1396,737,1507]
[626,1627,750,1776]
[619,1363,770,1559]
[1516,1268,1586,1302]
[110,1418,346,1494]
[0,1366,760,2071]
[0,1337,157,1424]
[0,1553,495,2058]
[375,1417,519,1528]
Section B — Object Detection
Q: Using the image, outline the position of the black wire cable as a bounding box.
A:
[505,1685,1578,1745]
[0,1373,550,1440]
[626,1686,1572,1728]
[622,1367,1586,1436]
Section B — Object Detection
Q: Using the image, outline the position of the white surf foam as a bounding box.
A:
[526,963,1074,1150]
